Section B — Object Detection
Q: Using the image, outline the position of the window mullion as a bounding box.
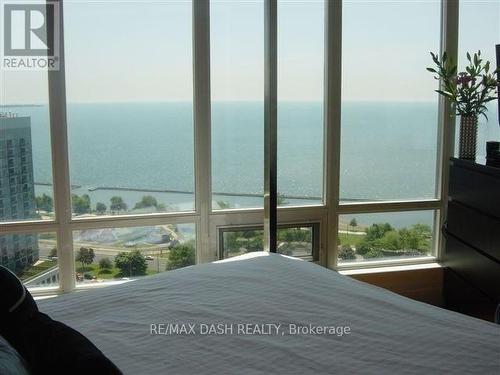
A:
[193,0,212,263]
[435,0,459,261]
[47,0,75,293]
[264,0,278,252]
[324,0,342,269]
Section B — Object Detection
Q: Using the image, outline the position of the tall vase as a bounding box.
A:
[459,115,478,161]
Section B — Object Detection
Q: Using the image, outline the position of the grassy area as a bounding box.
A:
[18,260,57,281]
[338,232,365,247]
[76,263,158,280]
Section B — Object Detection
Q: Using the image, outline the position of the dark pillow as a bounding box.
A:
[0,266,122,375]
[0,335,31,375]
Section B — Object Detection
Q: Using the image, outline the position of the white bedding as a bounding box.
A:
[38,252,500,375]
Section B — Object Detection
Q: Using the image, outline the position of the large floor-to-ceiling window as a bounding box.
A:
[0,0,481,293]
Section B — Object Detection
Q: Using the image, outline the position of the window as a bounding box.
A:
[337,211,435,264]
[0,70,53,221]
[0,1,466,294]
[278,0,324,207]
[220,224,318,260]
[0,232,59,288]
[64,1,194,217]
[211,0,264,210]
[73,224,195,283]
[340,0,441,202]
[457,1,500,161]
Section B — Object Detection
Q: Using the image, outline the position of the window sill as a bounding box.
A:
[338,261,442,276]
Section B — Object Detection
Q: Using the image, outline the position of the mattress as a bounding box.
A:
[38,252,500,375]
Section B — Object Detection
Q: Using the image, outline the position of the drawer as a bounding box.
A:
[447,201,500,263]
[444,236,500,302]
[449,162,500,217]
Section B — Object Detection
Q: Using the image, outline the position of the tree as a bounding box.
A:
[35,193,53,212]
[364,248,384,259]
[72,194,91,215]
[134,195,158,210]
[365,223,393,242]
[110,196,127,212]
[75,247,95,269]
[356,240,372,255]
[96,202,107,214]
[277,193,288,206]
[217,201,232,209]
[49,247,57,258]
[339,244,356,260]
[167,244,195,270]
[349,218,358,231]
[115,250,147,276]
[99,257,112,270]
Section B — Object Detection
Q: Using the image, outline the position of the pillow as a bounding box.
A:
[0,266,122,374]
[0,335,30,375]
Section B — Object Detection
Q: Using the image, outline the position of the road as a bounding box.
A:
[38,239,169,273]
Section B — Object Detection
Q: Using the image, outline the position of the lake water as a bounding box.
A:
[3,101,499,227]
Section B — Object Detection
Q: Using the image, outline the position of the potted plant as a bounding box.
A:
[427,51,499,161]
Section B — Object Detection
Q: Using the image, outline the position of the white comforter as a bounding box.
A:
[39,252,500,375]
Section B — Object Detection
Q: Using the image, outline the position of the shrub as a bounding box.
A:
[115,250,147,276]
[99,257,112,270]
[339,245,356,260]
[167,244,195,271]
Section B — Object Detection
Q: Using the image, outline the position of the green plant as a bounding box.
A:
[115,250,147,276]
[96,202,107,214]
[75,247,95,269]
[99,257,113,270]
[134,195,158,209]
[35,193,53,212]
[167,244,195,270]
[339,245,356,260]
[427,51,499,118]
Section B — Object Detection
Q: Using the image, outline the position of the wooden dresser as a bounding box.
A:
[444,158,500,322]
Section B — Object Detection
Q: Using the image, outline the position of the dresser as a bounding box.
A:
[444,158,500,322]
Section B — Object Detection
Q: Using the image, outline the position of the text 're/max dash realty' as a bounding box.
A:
[150,323,352,337]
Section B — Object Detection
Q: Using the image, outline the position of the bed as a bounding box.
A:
[38,252,500,374]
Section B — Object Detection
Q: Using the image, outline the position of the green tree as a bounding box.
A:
[277,193,288,206]
[365,223,393,242]
[115,250,147,276]
[375,230,401,250]
[364,248,384,259]
[110,196,127,212]
[98,257,112,270]
[217,201,232,209]
[356,240,372,255]
[339,244,356,260]
[49,247,57,258]
[134,195,158,209]
[167,244,195,270]
[349,218,358,231]
[224,232,241,254]
[75,247,95,269]
[96,202,107,214]
[35,193,53,212]
[72,194,91,215]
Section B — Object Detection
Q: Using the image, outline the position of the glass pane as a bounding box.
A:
[278,0,324,207]
[222,225,315,259]
[64,1,194,217]
[337,211,435,264]
[211,0,264,210]
[457,1,500,161]
[340,1,440,202]
[73,224,195,284]
[0,232,58,288]
[1,74,53,221]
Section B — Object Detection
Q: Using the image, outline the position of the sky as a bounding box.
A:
[1,0,499,104]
